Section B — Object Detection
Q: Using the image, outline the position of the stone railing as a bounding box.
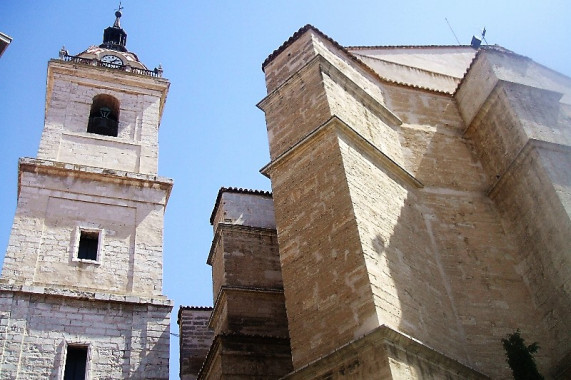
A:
[60,53,163,78]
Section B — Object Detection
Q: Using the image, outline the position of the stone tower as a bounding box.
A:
[0,10,172,379]
[178,188,292,379]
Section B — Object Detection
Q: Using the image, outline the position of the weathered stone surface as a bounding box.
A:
[258,26,570,379]
[210,287,288,337]
[178,307,214,380]
[38,60,169,176]
[0,56,172,378]
[458,50,571,376]
[210,189,275,231]
[348,46,477,94]
[199,334,292,379]
[186,189,293,379]
[283,326,487,380]
[0,290,171,379]
[1,158,171,297]
[208,224,282,300]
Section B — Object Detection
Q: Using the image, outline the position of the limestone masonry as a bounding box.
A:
[180,25,570,379]
[0,13,569,380]
[0,11,172,379]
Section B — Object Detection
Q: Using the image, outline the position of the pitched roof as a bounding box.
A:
[261,24,532,95]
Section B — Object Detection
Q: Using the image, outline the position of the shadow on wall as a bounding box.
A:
[367,87,546,377]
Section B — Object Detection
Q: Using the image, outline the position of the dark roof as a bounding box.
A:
[348,44,473,50]
[179,305,214,311]
[209,187,272,225]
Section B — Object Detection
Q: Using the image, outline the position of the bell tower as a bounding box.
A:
[0,9,172,379]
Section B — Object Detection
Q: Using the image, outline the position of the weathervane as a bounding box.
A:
[471,27,488,49]
[113,2,124,28]
[481,28,488,44]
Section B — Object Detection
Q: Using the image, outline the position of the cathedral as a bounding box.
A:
[0,9,569,380]
[179,25,570,379]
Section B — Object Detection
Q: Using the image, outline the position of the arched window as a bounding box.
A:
[87,94,119,137]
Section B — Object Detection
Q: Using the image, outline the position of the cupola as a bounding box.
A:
[100,8,127,52]
[68,6,157,73]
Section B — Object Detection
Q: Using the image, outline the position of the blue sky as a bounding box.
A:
[1,1,569,377]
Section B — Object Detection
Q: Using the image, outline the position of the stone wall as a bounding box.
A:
[265,128,377,369]
[0,289,171,379]
[178,307,213,380]
[210,189,275,230]
[194,189,292,378]
[458,50,571,374]
[0,51,173,380]
[38,61,169,175]
[208,224,282,301]
[260,25,569,378]
[1,159,172,298]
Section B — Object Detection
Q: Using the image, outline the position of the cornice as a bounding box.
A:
[260,116,423,189]
[0,283,173,308]
[258,54,402,127]
[18,157,173,204]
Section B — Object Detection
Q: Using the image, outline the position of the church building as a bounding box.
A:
[0,10,172,379]
[180,25,570,379]
[0,9,569,380]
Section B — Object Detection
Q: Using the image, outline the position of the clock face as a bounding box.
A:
[101,55,123,66]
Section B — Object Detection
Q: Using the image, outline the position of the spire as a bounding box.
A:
[100,3,127,52]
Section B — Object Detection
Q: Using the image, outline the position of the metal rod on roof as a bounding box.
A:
[445,17,461,45]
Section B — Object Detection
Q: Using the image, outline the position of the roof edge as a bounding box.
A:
[348,44,474,50]
[177,305,213,325]
[262,24,348,71]
[454,44,531,95]
[261,25,457,96]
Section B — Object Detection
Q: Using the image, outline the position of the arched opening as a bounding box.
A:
[87,94,120,137]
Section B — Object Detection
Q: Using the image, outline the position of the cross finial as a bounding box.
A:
[113,2,123,28]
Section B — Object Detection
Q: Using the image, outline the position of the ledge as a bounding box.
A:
[283,325,487,379]
[260,116,423,189]
[18,157,173,203]
[257,54,402,127]
[0,283,173,307]
[488,138,571,198]
[209,285,285,331]
[177,305,214,325]
[198,333,292,379]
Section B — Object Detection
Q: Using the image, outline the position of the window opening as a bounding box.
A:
[87,94,119,137]
[78,230,99,261]
[64,345,88,380]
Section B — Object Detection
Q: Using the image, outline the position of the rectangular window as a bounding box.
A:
[77,230,99,261]
[64,345,88,380]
